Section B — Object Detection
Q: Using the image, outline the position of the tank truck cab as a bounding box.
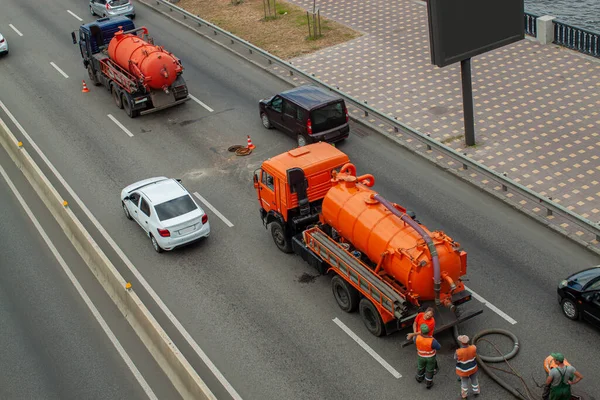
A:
[253,143,349,255]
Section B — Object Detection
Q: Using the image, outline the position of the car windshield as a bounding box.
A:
[568,268,600,290]
[154,195,198,221]
[310,101,346,133]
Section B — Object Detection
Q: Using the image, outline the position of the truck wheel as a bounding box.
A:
[87,65,101,86]
[122,93,139,118]
[112,86,123,109]
[271,221,292,253]
[359,298,386,337]
[332,275,359,313]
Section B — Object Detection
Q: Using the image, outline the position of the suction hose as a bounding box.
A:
[453,326,532,400]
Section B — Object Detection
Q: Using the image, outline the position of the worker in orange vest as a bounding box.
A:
[413,323,441,389]
[543,354,571,374]
[455,335,480,398]
[408,307,436,337]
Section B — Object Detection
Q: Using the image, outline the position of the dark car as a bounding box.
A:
[557,266,600,328]
[259,85,350,147]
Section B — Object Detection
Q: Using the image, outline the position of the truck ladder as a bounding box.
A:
[304,227,407,318]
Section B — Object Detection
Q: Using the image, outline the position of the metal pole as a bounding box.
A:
[460,58,476,146]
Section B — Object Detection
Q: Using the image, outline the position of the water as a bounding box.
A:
[525,0,600,32]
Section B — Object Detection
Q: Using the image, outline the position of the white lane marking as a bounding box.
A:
[465,285,517,325]
[67,10,83,21]
[108,114,134,137]
[333,318,402,379]
[193,192,234,228]
[9,24,23,37]
[0,162,158,400]
[50,62,69,79]
[189,94,214,112]
[0,100,233,400]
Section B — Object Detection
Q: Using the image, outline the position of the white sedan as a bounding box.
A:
[121,177,210,252]
[0,33,8,56]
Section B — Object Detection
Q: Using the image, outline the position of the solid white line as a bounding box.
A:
[188,94,214,112]
[108,114,134,137]
[465,285,517,325]
[333,318,402,379]
[0,100,233,400]
[193,192,234,227]
[0,163,158,400]
[50,62,69,79]
[67,10,83,21]
[9,24,23,37]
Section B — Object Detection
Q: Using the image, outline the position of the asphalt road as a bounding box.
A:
[0,146,179,399]
[1,1,599,399]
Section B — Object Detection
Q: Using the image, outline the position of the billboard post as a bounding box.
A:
[460,58,475,146]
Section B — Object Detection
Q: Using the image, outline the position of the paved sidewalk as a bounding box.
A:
[275,0,600,244]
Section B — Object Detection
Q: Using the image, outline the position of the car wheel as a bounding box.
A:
[122,201,132,220]
[359,298,385,337]
[297,133,309,147]
[561,298,579,320]
[332,275,359,313]
[90,5,96,16]
[261,112,272,129]
[112,86,123,109]
[150,235,163,253]
[271,221,292,253]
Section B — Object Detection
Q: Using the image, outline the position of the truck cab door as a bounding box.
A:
[259,170,277,213]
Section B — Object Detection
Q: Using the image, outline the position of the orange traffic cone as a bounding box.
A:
[247,135,255,150]
[82,80,90,93]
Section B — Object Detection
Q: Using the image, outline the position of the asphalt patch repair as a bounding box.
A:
[176,0,360,59]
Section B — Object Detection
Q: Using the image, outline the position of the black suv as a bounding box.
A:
[259,85,350,147]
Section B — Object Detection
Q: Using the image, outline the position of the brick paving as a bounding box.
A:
[274,0,600,243]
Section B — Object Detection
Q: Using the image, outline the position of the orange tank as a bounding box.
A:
[108,28,182,90]
[320,167,467,304]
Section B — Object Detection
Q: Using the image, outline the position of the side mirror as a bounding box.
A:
[176,179,182,182]
[71,31,77,45]
[123,196,130,201]
[253,174,259,189]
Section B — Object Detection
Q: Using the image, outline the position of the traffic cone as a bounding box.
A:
[82,80,90,93]
[247,135,255,150]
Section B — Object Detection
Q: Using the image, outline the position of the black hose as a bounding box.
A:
[453,326,529,400]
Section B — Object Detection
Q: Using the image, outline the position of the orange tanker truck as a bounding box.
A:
[254,143,482,336]
[71,16,189,118]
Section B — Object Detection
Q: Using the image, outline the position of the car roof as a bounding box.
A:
[262,142,350,180]
[139,179,188,205]
[279,85,344,110]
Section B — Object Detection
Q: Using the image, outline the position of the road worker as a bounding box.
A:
[455,335,480,398]
[543,354,571,374]
[413,323,440,389]
[543,353,583,400]
[407,307,436,339]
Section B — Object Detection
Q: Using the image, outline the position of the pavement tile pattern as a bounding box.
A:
[267,0,600,245]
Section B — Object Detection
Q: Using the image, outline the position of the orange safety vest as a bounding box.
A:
[416,335,436,358]
[456,345,478,377]
[543,355,571,374]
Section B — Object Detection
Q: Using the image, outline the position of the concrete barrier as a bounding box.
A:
[0,117,214,400]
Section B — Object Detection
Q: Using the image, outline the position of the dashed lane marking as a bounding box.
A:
[108,114,134,137]
[9,24,23,37]
[50,62,69,79]
[189,94,214,112]
[465,285,517,325]
[67,10,83,22]
[333,317,402,379]
[193,192,234,227]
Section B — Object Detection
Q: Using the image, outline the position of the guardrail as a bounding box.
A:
[554,20,600,58]
[145,0,600,253]
[524,12,538,37]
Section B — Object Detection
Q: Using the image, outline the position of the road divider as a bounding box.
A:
[50,62,69,79]
[67,10,83,22]
[0,163,158,400]
[0,117,215,399]
[9,24,23,37]
[189,94,214,112]
[108,114,135,137]
[193,192,234,227]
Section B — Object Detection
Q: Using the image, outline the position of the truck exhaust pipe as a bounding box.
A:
[372,194,442,305]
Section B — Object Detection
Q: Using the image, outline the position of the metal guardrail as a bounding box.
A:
[524,12,538,37]
[554,20,600,58]
[148,0,600,249]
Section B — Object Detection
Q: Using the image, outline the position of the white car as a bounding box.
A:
[0,33,8,56]
[121,177,210,252]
